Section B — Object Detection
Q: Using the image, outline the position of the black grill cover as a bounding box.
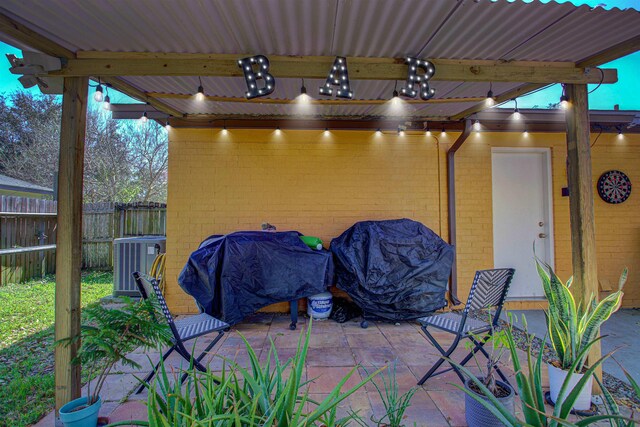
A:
[330,219,454,321]
[178,231,333,325]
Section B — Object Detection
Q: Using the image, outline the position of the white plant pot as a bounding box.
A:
[548,363,593,411]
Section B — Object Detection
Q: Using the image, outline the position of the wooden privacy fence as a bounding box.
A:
[83,201,167,269]
[0,196,166,285]
[0,196,58,285]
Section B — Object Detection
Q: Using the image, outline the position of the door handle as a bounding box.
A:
[539,233,547,238]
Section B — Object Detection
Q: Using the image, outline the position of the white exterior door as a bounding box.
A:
[492,148,554,299]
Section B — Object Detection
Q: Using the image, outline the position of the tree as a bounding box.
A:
[0,91,61,188]
[121,120,168,203]
[0,91,168,203]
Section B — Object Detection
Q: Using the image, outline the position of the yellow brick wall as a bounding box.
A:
[165,128,448,313]
[454,131,639,308]
[165,128,639,313]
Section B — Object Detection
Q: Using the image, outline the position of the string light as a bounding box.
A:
[375,128,382,136]
[221,122,228,135]
[323,127,330,136]
[165,119,171,129]
[513,98,521,120]
[473,119,481,131]
[523,129,529,137]
[441,127,447,136]
[102,94,110,111]
[275,126,281,135]
[392,80,399,98]
[486,82,494,106]
[560,85,569,109]
[94,80,103,102]
[196,77,205,101]
[140,111,148,124]
[618,127,624,139]
[300,78,307,95]
[426,128,431,136]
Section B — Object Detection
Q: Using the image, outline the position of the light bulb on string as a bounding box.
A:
[140,111,148,124]
[473,119,481,131]
[485,82,494,106]
[512,98,521,120]
[196,77,205,101]
[94,82,103,102]
[102,95,110,111]
[441,127,447,136]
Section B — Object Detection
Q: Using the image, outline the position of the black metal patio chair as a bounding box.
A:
[416,268,515,386]
[132,271,229,393]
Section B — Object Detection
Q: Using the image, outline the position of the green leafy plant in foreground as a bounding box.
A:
[453,315,636,427]
[597,360,640,427]
[537,259,626,372]
[361,359,418,427]
[113,319,382,426]
[464,313,511,398]
[58,296,173,406]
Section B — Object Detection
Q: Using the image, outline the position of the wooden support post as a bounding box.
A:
[55,76,88,413]
[564,84,601,385]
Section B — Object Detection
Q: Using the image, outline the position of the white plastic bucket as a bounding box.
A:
[307,292,333,319]
[548,363,593,411]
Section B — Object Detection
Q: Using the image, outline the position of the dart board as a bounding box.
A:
[597,170,632,204]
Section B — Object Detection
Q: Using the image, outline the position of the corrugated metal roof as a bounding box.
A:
[1,0,638,119]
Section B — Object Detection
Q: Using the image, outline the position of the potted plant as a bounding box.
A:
[57,296,172,427]
[537,259,627,411]
[462,326,515,427]
[454,315,634,427]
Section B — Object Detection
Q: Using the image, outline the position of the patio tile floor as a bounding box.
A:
[39,313,551,427]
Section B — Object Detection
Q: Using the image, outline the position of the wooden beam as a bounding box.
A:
[577,35,640,68]
[49,53,617,84]
[564,83,601,386]
[0,13,75,58]
[451,83,547,120]
[103,78,184,118]
[55,76,88,413]
[147,92,484,105]
[0,13,182,117]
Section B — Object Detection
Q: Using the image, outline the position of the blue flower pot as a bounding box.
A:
[59,396,102,427]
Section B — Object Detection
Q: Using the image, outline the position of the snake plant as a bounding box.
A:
[537,259,627,372]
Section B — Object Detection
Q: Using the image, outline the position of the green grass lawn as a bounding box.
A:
[0,272,113,427]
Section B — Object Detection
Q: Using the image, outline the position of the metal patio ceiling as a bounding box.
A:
[1,0,639,119]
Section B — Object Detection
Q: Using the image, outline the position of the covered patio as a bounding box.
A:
[1,0,639,425]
